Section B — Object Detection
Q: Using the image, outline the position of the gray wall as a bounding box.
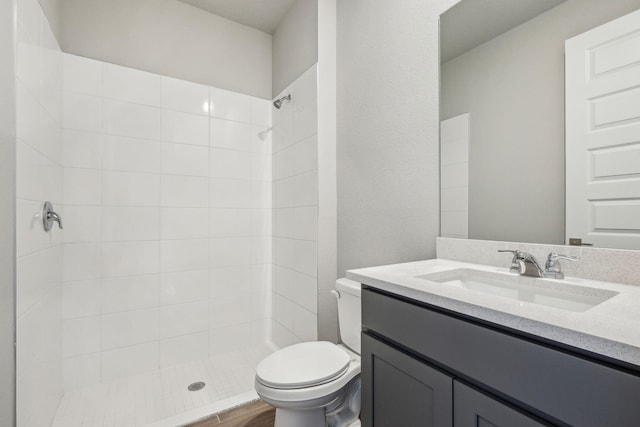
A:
[38,0,61,40]
[336,0,458,276]
[441,0,640,245]
[272,0,318,97]
[317,0,338,342]
[59,0,273,99]
[0,0,16,425]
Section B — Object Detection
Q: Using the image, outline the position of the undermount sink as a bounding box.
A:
[416,269,618,312]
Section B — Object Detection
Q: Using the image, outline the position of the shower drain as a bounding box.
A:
[187,381,206,392]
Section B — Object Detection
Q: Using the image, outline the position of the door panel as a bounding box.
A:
[565,8,640,249]
[454,381,546,427]
[361,333,453,427]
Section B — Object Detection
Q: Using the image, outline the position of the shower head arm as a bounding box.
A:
[273,94,291,109]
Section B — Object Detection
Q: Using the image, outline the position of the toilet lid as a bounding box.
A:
[256,342,350,389]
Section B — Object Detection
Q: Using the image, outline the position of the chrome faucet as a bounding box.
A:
[498,250,543,277]
[499,250,579,279]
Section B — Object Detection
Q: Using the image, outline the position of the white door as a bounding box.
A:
[565,8,640,249]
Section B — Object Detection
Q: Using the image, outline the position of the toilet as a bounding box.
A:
[255,278,362,427]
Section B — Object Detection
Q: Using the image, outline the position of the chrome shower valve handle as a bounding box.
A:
[42,201,63,231]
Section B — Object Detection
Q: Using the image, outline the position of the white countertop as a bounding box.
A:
[347,258,640,368]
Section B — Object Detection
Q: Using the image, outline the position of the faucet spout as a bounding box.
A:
[517,252,544,278]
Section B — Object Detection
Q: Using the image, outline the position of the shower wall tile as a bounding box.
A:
[210,87,252,122]
[161,110,209,146]
[101,342,159,382]
[62,353,100,390]
[209,208,252,238]
[102,99,161,140]
[62,316,100,357]
[294,207,318,241]
[101,275,160,314]
[63,243,101,281]
[274,208,295,238]
[62,280,100,319]
[63,206,101,243]
[252,152,272,181]
[102,135,161,173]
[293,305,317,342]
[63,130,101,169]
[102,63,161,107]
[17,245,62,317]
[210,119,254,151]
[102,171,160,206]
[160,239,209,272]
[210,296,252,329]
[101,308,160,350]
[63,168,101,205]
[61,54,272,389]
[63,54,101,96]
[161,207,209,240]
[271,65,319,347]
[16,142,62,203]
[210,265,253,298]
[101,241,160,277]
[294,135,318,175]
[101,206,160,242]
[209,178,252,208]
[63,92,101,132]
[161,77,209,116]
[251,98,272,127]
[209,237,252,268]
[160,332,209,367]
[161,142,209,177]
[294,171,318,206]
[160,175,209,207]
[160,269,209,306]
[210,148,252,179]
[159,301,210,338]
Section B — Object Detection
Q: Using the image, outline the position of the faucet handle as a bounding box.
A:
[498,249,522,274]
[544,252,579,279]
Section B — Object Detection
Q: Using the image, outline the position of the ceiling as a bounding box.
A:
[176,0,297,34]
[440,0,566,62]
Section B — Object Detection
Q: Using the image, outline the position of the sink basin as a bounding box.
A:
[416,269,618,312]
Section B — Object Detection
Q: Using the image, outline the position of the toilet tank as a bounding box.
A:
[336,278,362,354]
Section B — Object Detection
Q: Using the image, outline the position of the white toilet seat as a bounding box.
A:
[255,344,361,404]
[256,342,351,389]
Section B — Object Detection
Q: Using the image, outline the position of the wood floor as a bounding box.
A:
[187,400,275,427]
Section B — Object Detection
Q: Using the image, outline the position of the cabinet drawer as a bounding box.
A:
[363,288,640,427]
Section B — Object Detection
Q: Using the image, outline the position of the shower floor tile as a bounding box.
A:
[52,344,274,427]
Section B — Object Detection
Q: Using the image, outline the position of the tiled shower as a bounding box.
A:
[60,54,273,387]
[14,0,321,425]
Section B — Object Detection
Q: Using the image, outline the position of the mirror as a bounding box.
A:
[439,0,640,249]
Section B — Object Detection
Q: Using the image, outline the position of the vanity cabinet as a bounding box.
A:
[361,287,640,427]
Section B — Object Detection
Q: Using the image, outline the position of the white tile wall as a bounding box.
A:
[61,53,273,388]
[271,65,319,347]
[15,0,64,425]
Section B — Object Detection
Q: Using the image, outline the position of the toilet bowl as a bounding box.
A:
[255,278,362,427]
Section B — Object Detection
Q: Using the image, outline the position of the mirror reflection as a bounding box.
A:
[440,0,640,249]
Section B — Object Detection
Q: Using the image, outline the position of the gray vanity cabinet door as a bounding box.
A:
[454,381,546,427]
[361,333,453,427]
